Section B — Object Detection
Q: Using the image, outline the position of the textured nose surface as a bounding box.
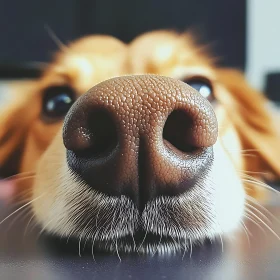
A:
[63,75,218,208]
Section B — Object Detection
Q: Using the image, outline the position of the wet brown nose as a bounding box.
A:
[63,75,218,209]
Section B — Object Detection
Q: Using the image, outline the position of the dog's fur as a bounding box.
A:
[1,30,280,254]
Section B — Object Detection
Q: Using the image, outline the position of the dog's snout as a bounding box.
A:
[63,75,218,208]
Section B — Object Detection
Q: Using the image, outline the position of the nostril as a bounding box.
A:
[86,110,118,157]
[67,109,119,158]
[163,110,199,153]
[62,75,218,203]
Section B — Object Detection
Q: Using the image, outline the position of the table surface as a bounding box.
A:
[0,192,280,280]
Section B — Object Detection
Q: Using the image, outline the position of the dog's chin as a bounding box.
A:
[58,186,218,254]
[32,140,245,255]
[33,177,243,255]
[39,189,217,255]
[86,232,205,255]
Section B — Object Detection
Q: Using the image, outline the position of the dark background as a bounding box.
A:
[0,0,246,69]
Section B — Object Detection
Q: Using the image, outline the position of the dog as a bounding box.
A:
[0,30,280,254]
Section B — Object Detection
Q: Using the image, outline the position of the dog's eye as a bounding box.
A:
[42,86,75,119]
[184,78,214,102]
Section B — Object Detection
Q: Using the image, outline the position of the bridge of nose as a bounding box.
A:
[83,74,213,135]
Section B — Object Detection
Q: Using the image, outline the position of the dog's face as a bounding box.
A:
[1,31,279,254]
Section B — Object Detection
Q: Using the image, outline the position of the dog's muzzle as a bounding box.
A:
[63,75,218,210]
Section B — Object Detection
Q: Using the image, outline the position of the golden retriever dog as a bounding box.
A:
[0,30,280,254]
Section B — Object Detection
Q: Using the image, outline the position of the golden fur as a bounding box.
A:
[1,31,279,187]
[0,30,279,253]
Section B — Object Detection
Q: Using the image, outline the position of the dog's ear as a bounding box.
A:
[0,80,38,177]
[216,68,280,182]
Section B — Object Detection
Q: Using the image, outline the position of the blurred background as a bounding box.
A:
[0,0,279,99]
[0,3,280,278]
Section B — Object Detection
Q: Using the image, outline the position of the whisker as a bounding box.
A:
[13,196,33,206]
[24,213,37,237]
[90,231,96,261]
[240,154,257,158]
[0,193,45,225]
[218,233,224,253]
[189,237,193,258]
[137,223,149,252]
[0,172,35,182]
[151,233,163,257]
[181,234,188,260]
[245,210,280,240]
[44,24,69,52]
[5,197,30,209]
[246,195,280,224]
[240,220,251,247]
[240,170,270,176]
[242,177,280,196]
[79,219,93,257]
[245,202,272,225]
[115,237,121,261]
[8,175,35,184]
[78,235,82,257]
[91,229,101,261]
[226,148,260,153]
[36,216,56,241]
[131,231,137,253]
[243,214,266,235]
[82,225,95,252]
[4,205,32,235]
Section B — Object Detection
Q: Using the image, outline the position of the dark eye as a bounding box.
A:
[42,86,75,120]
[184,78,214,102]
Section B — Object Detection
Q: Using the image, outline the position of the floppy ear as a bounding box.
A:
[216,68,280,181]
[0,80,37,177]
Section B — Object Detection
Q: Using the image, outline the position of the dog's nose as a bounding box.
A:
[63,75,218,208]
